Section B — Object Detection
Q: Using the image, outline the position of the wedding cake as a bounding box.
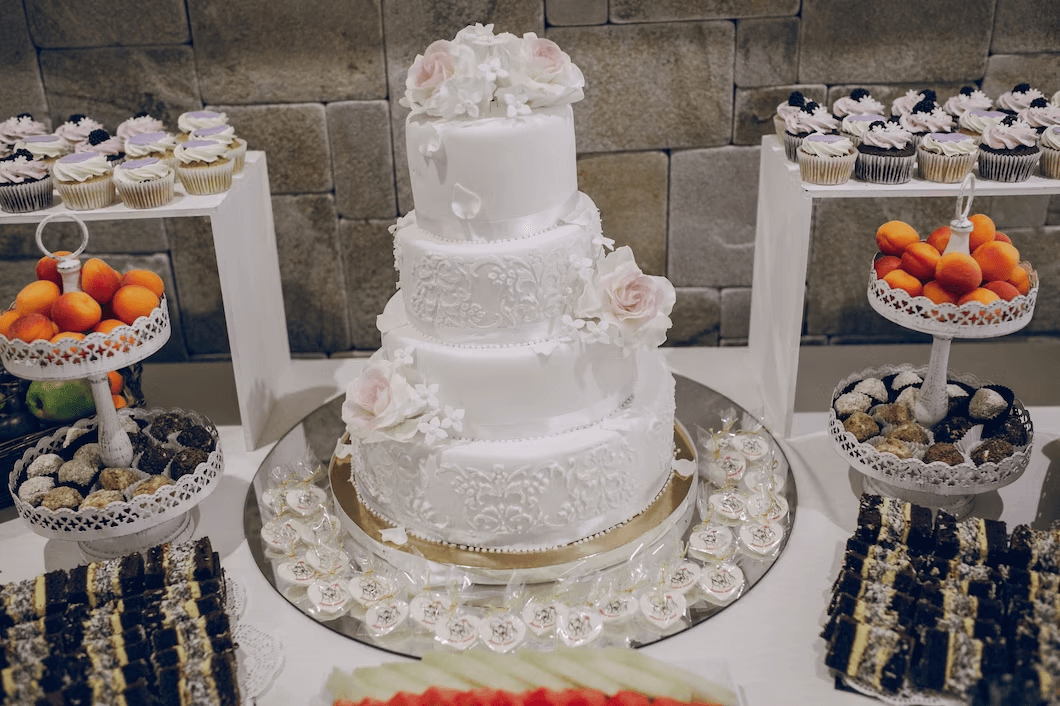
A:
[338,25,680,553]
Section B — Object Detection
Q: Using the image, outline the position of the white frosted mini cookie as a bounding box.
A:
[276,558,317,587]
[666,560,701,594]
[740,520,785,556]
[688,522,736,561]
[365,600,410,636]
[638,591,686,630]
[478,613,527,653]
[709,490,747,523]
[700,562,745,603]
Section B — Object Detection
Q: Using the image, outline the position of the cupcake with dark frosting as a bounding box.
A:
[957,109,1008,142]
[1017,97,1060,134]
[832,88,885,120]
[0,150,53,213]
[840,113,888,147]
[890,89,936,121]
[943,86,993,119]
[855,120,916,184]
[978,116,1041,182]
[898,99,953,145]
[774,91,806,139]
[996,83,1044,115]
[782,101,839,162]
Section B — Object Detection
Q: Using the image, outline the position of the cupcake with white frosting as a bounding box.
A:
[114,157,175,209]
[124,131,178,169]
[958,109,1008,142]
[916,133,978,183]
[840,114,887,147]
[0,114,48,157]
[1017,97,1060,134]
[978,117,1041,182]
[176,110,228,141]
[0,150,53,213]
[190,124,247,173]
[996,83,1044,115]
[796,133,856,185]
[174,139,233,194]
[898,99,953,145]
[54,114,104,148]
[831,88,885,119]
[52,151,114,210]
[115,113,165,141]
[782,101,839,162]
[855,121,915,184]
[1039,125,1060,179]
[943,86,993,119]
[13,134,70,171]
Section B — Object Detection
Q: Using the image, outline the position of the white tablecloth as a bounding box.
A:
[0,406,1056,706]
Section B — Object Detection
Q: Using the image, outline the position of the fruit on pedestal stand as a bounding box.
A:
[25,379,95,423]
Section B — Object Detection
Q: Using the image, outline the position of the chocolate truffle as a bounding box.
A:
[968,388,1009,421]
[137,444,173,475]
[854,377,889,403]
[58,459,98,491]
[176,425,215,452]
[985,412,1028,447]
[888,422,930,445]
[72,442,103,469]
[871,403,913,427]
[170,448,208,480]
[970,438,1014,466]
[891,371,923,393]
[836,392,872,417]
[844,412,880,442]
[148,412,193,441]
[18,476,55,506]
[923,443,965,466]
[933,415,974,444]
[25,453,63,479]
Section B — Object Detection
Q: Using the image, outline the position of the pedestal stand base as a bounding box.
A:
[861,474,974,520]
[78,509,196,561]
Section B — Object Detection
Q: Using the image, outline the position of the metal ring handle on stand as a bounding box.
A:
[952,173,976,230]
[35,212,90,261]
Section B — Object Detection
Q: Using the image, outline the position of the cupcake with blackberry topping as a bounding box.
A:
[52,151,114,210]
[115,112,165,142]
[114,157,174,209]
[190,124,247,173]
[831,87,885,119]
[75,129,125,164]
[978,116,1041,182]
[0,113,48,157]
[996,83,1044,115]
[890,88,936,121]
[855,120,916,184]
[54,114,104,148]
[782,101,839,162]
[174,139,233,194]
[943,86,993,119]
[916,132,978,183]
[796,133,857,185]
[840,111,889,147]
[124,130,178,169]
[1039,125,1060,179]
[14,134,70,171]
[176,110,228,142]
[957,109,1008,142]
[898,99,953,146]
[1017,97,1060,134]
[774,90,807,139]
[0,150,53,213]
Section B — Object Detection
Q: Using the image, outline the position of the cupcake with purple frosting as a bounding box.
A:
[1017,97,1060,134]
[831,88,885,120]
[996,83,1044,115]
[0,114,48,157]
[1039,126,1060,179]
[54,114,104,149]
[176,110,228,142]
[114,157,175,209]
[52,151,114,210]
[116,112,165,142]
[124,131,178,169]
[773,91,806,139]
[13,134,70,171]
[840,114,888,147]
[958,109,1008,142]
[190,124,247,173]
[898,99,953,145]
[796,133,856,185]
[174,139,233,194]
[916,133,978,183]
[75,129,125,164]
[943,86,993,119]
[978,116,1041,182]
[0,150,53,213]
[782,101,839,162]
[855,121,916,184]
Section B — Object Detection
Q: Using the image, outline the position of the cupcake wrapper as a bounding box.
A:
[177,159,234,195]
[797,149,857,185]
[0,176,54,213]
[841,130,863,148]
[116,171,175,209]
[773,114,787,140]
[783,132,807,162]
[977,148,1041,183]
[1040,145,1060,179]
[855,152,915,184]
[227,138,247,174]
[916,147,977,183]
[56,175,115,210]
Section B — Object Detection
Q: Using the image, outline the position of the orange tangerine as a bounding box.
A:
[121,269,164,298]
[108,371,124,395]
[15,280,61,317]
[9,313,54,342]
[111,394,126,410]
[35,251,72,287]
[111,285,159,325]
[0,309,22,339]
[51,291,102,333]
[969,214,996,252]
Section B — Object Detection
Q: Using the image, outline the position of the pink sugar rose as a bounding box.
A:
[576,246,675,350]
[525,37,566,80]
[411,41,454,92]
[342,358,424,443]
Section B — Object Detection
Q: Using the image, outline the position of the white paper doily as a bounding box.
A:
[840,673,966,706]
[235,622,284,705]
[226,574,247,622]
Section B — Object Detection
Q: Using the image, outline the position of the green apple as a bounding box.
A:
[25,379,96,423]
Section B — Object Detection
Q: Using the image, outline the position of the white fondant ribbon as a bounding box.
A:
[460,389,634,442]
[417,190,581,243]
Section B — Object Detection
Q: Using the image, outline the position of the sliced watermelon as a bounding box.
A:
[607,692,651,706]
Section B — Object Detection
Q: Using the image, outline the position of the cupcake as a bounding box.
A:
[115,112,165,142]
[840,114,887,146]
[75,129,125,164]
[898,99,953,146]
[174,139,233,195]
[797,133,856,185]
[124,131,178,169]
[54,114,104,149]
[943,86,993,119]
[978,117,1041,182]
[890,88,936,121]
[52,152,114,210]
[855,121,916,184]
[831,88,885,120]
[783,101,839,162]
[13,134,70,171]
[190,124,247,173]
[1039,125,1060,179]
[1017,97,1060,134]
[0,150,53,213]
[1053,90,1060,107]
[114,158,175,209]
[916,133,978,183]
[176,110,227,141]
[958,109,1008,142]
[774,91,806,139]
[0,114,48,157]
[996,83,1044,115]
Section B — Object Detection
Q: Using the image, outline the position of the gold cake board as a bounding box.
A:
[328,424,697,579]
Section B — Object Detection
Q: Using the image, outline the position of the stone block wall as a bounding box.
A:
[1,0,1058,360]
